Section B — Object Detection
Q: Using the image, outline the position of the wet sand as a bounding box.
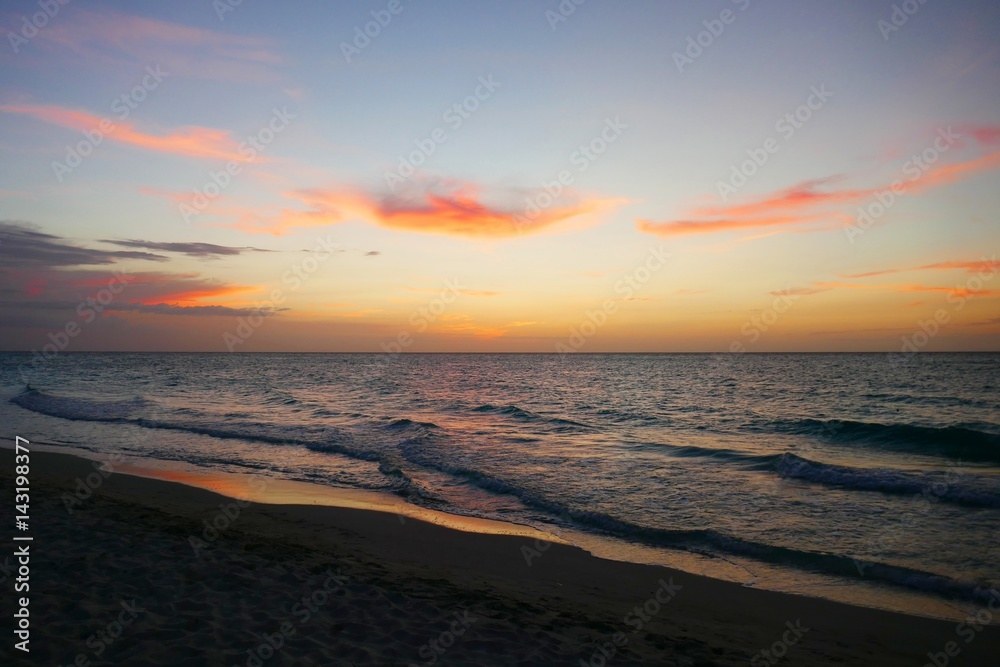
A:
[3,449,999,666]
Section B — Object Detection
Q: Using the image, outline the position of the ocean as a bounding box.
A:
[3,352,998,619]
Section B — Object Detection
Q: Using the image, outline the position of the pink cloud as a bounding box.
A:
[815,281,999,298]
[1,104,249,162]
[638,126,1000,239]
[843,257,999,279]
[228,181,625,238]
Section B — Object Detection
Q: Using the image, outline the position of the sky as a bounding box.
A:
[0,0,998,353]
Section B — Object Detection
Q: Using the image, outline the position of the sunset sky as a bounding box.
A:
[1,0,998,352]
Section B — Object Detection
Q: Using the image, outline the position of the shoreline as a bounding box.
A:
[18,440,997,623]
[6,447,1000,665]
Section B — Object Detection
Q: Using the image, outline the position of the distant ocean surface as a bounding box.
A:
[3,353,999,616]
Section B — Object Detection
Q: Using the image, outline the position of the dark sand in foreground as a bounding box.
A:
[3,450,999,666]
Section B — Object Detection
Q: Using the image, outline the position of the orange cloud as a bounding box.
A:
[639,126,1000,239]
[690,177,872,219]
[920,258,1000,273]
[637,176,871,238]
[911,149,1000,192]
[844,257,998,279]
[140,284,256,306]
[90,272,259,306]
[0,104,248,162]
[433,314,509,339]
[638,213,834,238]
[815,281,999,298]
[230,181,624,238]
[843,269,901,279]
[376,188,604,238]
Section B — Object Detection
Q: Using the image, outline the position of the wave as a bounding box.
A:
[643,442,773,465]
[12,388,150,421]
[12,387,997,603]
[471,403,592,429]
[774,453,1000,509]
[858,392,998,410]
[636,441,1000,509]
[768,418,1000,464]
[370,450,996,604]
[11,387,420,495]
[594,407,662,424]
[385,417,442,431]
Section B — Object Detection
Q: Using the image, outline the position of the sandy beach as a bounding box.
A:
[2,449,997,666]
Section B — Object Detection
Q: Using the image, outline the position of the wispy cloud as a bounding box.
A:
[770,286,830,297]
[0,222,167,266]
[105,303,286,317]
[0,104,250,162]
[433,314,508,338]
[786,281,999,299]
[98,239,272,259]
[638,128,1000,239]
[37,9,283,83]
[843,257,998,279]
